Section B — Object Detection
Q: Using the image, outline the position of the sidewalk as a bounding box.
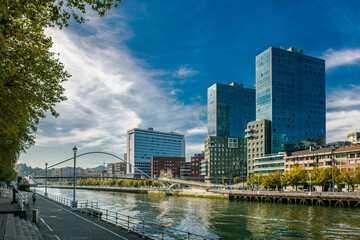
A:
[0,189,21,214]
[27,192,144,240]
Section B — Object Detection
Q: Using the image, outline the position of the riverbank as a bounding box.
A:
[42,185,360,207]
[44,185,229,199]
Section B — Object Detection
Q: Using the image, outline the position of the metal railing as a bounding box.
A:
[210,189,360,197]
[35,190,216,240]
[16,190,29,210]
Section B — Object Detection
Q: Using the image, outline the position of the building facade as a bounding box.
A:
[207,82,255,138]
[180,162,192,179]
[107,162,127,178]
[253,152,286,174]
[245,119,271,175]
[285,147,334,171]
[334,145,360,170]
[347,132,360,145]
[191,152,204,180]
[202,136,247,183]
[151,156,186,178]
[127,128,185,178]
[256,47,326,153]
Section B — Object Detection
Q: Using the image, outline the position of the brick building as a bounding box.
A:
[151,157,186,178]
[191,152,204,180]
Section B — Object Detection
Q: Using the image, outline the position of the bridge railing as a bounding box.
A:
[35,190,216,240]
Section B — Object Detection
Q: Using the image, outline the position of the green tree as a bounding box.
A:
[0,165,17,182]
[247,174,262,189]
[0,0,122,171]
[262,171,281,189]
[339,168,360,191]
[233,176,241,184]
[282,166,307,190]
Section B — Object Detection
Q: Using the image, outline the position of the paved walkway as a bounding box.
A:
[26,192,145,240]
[0,189,19,214]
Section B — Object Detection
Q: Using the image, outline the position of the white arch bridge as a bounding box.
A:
[27,151,232,192]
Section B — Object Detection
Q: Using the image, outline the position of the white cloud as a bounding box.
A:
[185,125,207,136]
[322,48,360,70]
[326,110,360,142]
[25,16,205,161]
[326,86,360,142]
[186,143,205,154]
[327,85,360,109]
[174,67,199,78]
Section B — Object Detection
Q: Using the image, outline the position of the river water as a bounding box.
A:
[39,187,360,239]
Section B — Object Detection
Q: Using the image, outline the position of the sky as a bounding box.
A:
[18,0,360,168]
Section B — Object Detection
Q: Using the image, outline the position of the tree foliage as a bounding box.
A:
[338,167,360,191]
[261,171,281,189]
[0,0,122,172]
[310,167,341,189]
[233,176,241,184]
[281,165,307,189]
[246,174,262,188]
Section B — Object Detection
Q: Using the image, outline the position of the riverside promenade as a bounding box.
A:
[0,189,144,240]
[26,192,145,240]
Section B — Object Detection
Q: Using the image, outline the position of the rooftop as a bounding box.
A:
[289,147,333,156]
[335,145,360,153]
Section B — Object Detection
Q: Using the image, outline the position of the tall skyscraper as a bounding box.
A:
[203,82,254,183]
[208,82,256,138]
[256,47,326,153]
[127,128,185,178]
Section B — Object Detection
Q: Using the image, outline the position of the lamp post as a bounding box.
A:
[45,163,48,198]
[331,165,334,192]
[257,175,260,194]
[72,146,78,210]
[309,172,312,195]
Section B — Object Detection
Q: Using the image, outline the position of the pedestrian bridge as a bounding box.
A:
[157,177,228,190]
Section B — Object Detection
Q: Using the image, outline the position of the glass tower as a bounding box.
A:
[127,128,185,178]
[207,82,256,137]
[256,47,326,153]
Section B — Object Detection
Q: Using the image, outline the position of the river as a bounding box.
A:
[38,187,360,239]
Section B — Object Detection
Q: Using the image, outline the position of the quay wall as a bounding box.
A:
[42,185,360,207]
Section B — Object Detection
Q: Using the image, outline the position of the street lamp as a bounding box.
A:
[72,146,78,210]
[45,163,48,198]
[331,166,334,192]
[309,172,312,195]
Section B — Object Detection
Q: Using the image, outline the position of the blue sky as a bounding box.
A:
[19,0,360,168]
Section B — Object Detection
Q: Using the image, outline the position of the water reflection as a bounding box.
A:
[41,188,360,239]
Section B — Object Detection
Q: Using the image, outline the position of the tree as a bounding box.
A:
[247,174,262,189]
[0,0,122,171]
[261,171,281,189]
[233,176,241,184]
[282,166,307,190]
[0,165,17,182]
[339,168,360,191]
[310,167,341,191]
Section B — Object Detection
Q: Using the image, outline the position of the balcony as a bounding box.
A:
[245,133,254,138]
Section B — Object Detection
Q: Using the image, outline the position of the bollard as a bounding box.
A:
[128,216,130,232]
[142,219,145,238]
[33,209,40,225]
[161,224,164,240]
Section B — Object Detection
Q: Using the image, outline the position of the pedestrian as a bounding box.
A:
[32,193,36,205]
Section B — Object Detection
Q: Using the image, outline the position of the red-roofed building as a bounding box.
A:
[334,145,360,170]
